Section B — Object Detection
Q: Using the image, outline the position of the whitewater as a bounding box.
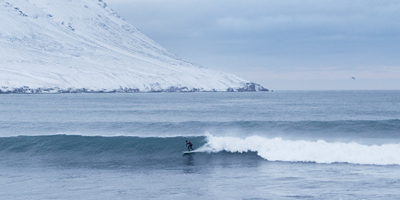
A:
[1,91,400,199]
[198,134,400,165]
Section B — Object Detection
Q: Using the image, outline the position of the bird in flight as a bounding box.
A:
[351,77,355,80]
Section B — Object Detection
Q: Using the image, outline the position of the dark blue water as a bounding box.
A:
[1,91,400,199]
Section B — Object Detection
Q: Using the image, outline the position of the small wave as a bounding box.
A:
[0,135,211,169]
[198,134,400,165]
[1,119,399,139]
[0,135,206,156]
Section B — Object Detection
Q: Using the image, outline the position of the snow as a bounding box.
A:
[0,0,267,93]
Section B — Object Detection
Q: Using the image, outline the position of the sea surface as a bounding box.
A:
[1,91,400,199]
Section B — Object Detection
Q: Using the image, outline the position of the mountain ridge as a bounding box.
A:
[0,0,268,93]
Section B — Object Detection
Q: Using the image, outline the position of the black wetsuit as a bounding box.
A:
[186,141,194,151]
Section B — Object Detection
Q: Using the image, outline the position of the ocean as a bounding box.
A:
[0,91,400,199]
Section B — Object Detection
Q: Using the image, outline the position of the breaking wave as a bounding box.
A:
[199,134,400,165]
[1,134,400,166]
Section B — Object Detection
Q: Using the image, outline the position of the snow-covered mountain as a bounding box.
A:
[0,0,268,93]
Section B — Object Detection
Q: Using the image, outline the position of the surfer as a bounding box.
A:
[186,140,194,151]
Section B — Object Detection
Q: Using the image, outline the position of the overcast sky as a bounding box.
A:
[106,0,400,90]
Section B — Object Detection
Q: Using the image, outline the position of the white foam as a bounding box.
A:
[197,133,400,165]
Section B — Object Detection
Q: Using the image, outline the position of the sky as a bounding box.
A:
[106,0,400,90]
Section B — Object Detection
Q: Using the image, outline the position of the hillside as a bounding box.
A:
[0,0,268,93]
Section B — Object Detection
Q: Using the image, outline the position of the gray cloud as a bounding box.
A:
[107,0,400,90]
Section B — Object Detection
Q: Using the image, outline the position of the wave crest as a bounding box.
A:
[199,134,400,165]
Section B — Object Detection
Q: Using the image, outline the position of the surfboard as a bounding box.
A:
[183,151,195,154]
